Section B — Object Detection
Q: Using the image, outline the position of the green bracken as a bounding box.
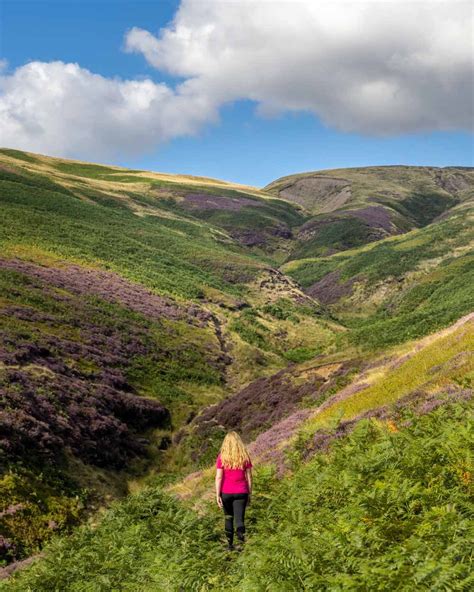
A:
[3,400,472,591]
[1,150,473,587]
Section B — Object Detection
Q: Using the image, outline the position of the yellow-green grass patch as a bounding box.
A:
[300,319,473,436]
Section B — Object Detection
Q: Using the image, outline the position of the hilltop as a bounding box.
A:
[0,149,472,588]
[266,165,474,259]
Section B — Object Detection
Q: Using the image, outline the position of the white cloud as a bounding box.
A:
[0,0,472,160]
[125,0,473,135]
[0,60,218,159]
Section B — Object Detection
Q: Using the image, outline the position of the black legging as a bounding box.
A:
[220,492,248,546]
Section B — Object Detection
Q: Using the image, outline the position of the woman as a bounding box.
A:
[215,431,253,551]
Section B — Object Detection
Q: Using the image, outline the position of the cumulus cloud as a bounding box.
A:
[0,0,472,160]
[0,61,217,159]
[126,0,473,135]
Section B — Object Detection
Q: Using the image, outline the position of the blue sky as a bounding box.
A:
[1,0,472,186]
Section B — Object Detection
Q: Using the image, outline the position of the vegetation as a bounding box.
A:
[2,399,472,591]
[267,165,473,257]
[284,211,474,348]
[0,149,333,560]
[0,149,472,587]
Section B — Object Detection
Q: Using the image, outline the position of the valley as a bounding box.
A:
[0,148,472,590]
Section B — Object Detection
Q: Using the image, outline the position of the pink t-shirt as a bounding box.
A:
[216,453,252,494]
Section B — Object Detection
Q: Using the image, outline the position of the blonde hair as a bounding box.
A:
[219,431,251,469]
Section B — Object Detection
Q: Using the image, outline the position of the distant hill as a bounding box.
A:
[266,165,474,259]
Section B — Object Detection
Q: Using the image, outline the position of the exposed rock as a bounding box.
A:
[255,268,321,308]
[433,170,472,194]
[277,176,351,214]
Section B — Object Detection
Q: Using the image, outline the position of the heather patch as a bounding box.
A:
[181,193,265,212]
[0,259,226,563]
[180,361,356,466]
[0,367,169,467]
[306,269,357,304]
[342,205,395,232]
[0,258,209,326]
[0,301,170,468]
[175,192,301,253]
[295,386,473,464]
[227,228,267,247]
[0,262,226,464]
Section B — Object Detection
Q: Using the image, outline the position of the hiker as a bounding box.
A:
[215,431,253,551]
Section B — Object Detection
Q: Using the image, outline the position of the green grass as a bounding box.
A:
[283,345,323,363]
[286,211,472,288]
[269,165,471,258]
[228,304,338,361]
[347,253,474,348]
[0,174,262,299]
[0,153,342,561]
[0,149,40,163]
[239,401,473,591]
[0,466,87,564]
[1,150,473,585]
[52,161,127,178]
[377,191,458,228]
[302,318,473,436]
[284,211,474,349]
[289,216,375,259]
[3,399,472,591]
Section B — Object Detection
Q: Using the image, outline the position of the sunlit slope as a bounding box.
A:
[0,148,264,296]
[3,372,471,590]
[0,148,338,376]
[266,165,474,259]
[0,148,307,262]
[1,148,472,582]
[283,206,474,348]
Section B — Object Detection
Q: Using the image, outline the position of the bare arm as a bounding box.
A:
[215,468,223,508]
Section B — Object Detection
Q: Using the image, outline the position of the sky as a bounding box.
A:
[0,0,473,187]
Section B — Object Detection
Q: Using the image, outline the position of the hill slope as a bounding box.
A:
[266,166,474,259]
[0,149,336,562]
[0,149,472,584]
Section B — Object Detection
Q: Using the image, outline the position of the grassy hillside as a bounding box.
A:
[283,208,474,348]
[164,312,473,502]
[1,149,472,585]
[0,148,306,265]
[0,149,338,562]
[3,395,471,591]
[266,166,474,259]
